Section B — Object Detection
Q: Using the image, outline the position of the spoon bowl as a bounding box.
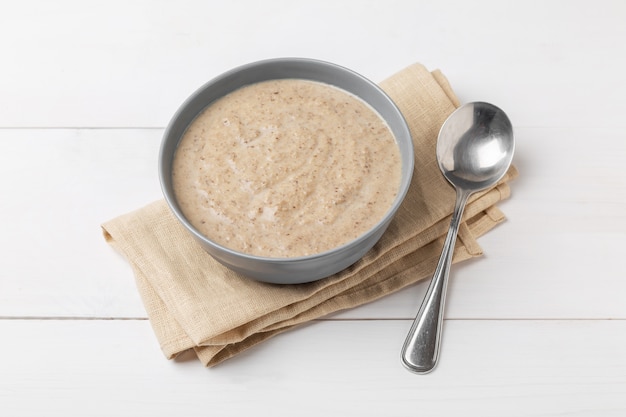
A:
[401,102,514,374]
[437,102,514,190]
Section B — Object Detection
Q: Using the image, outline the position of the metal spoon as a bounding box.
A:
[401,102,515,374]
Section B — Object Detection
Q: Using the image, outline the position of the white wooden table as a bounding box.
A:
[2,1,625,415]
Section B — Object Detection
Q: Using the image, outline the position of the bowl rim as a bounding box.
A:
[159,57,414,264]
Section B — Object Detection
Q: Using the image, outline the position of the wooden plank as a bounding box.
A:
[1,126,625,319]
[0,319,624,416]
[0,1,625,128]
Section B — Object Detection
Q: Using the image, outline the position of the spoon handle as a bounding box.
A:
[401,188,471,374]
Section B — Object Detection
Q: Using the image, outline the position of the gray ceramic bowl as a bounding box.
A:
[159,58,414,284]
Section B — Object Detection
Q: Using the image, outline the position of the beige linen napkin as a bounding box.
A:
[102,63,517,367]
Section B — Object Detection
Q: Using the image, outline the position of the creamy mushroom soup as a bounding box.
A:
[172,79,402,258]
